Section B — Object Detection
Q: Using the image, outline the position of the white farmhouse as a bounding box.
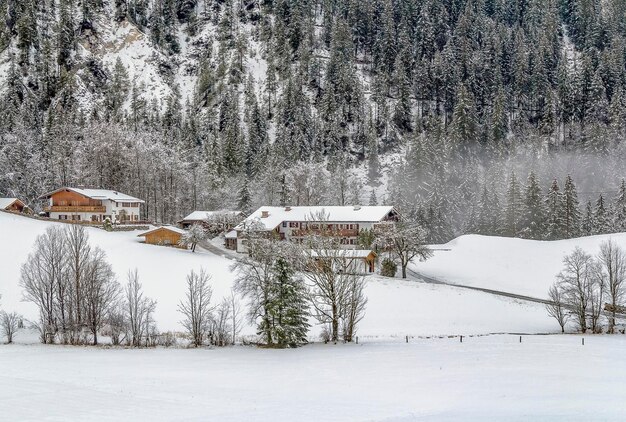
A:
[232,205,398,253]
[40,187,144,223]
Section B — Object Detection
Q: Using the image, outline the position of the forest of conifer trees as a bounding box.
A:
[2,0,626,242]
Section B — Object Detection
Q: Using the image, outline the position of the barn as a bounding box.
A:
[137,226,186,248]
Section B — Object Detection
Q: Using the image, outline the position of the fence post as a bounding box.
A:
[460,335,463,343]
[356,336,358,345]
[406,335,408,343]
[582,337,585,346]
[519,336,522,343]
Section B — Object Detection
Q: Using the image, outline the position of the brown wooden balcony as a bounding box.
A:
[44,205,106,213]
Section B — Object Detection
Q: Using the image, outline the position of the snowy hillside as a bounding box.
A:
[0,212,559,337]
[413,233,626,299]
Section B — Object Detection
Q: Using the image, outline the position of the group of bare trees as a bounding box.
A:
[19,225,157,346]
[548,240,626,334]
[233,234,370,347]
[178,269,242,347]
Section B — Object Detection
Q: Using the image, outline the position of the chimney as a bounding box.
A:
[285,206,292,211]
[261,210,269,218]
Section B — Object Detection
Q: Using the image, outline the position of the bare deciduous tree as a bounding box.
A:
[178,269,213,347]
[0,311,21,344]
[598,240,626,333]
[557,247,595,333]
[374,222,432,279]
[229,289,243,345]
[20,226,67,343]
[83,247,120,345]
[64,224,91,331]
[125,269,157,347]
[546,283,569,333]
[301,237,366,343]
[341,273,368,342]
[179,224,207,252]
[232,239,282,345]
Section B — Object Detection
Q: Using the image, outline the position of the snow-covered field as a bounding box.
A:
[0,212,557,337]
[414,234,626,299]
[2,334,626,421]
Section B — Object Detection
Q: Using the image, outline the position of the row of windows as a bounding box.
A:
[281,222,359,230]
[116,202,140,208]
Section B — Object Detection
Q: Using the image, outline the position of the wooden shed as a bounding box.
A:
[137,226,187,248]
[0,198,27,213]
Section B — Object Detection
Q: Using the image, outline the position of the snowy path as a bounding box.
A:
[2,335,626,421]
[407,267,552,306]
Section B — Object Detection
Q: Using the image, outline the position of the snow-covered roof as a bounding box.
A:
[225,230,237,239]
[40,187,145,203]
[0,198,24,209]
[237,206,396,231]
[137,226,187,237]
[308,249,376,259]
[181,210,241,221]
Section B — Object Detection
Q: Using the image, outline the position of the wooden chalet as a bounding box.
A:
[0,198,27,213]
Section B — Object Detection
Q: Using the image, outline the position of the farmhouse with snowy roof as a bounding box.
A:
[0,197,27,213]
[40,187,144,223]
[178,210,243,230]
[231,205,398,253]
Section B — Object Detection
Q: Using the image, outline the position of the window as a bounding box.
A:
[282,221,287,227]
[59,215,68,220]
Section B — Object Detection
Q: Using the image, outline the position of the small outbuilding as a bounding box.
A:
[137,226,187,248]
[0,198,27,213]
[308,249,377,274]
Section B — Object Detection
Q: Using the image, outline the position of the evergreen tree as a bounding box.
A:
[521,171,546,239]
[504,172,523,237]
[563,175,581,238]
[267,257,310,348]
[581,200,595,236]
[545,179,565,240]
[594,194,611,234]
[614,179,626,232]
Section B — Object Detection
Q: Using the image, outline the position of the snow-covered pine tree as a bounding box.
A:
[614,179,626,232]
[563,175,581,238]
[521,171,546,239]
[545,179,565,240]
[504,171,523,237]
[268,257,309,348]
[594,194,611,235]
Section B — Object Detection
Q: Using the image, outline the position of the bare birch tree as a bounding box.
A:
[178,269,213,347]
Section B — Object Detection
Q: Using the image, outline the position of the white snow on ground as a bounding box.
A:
[0,212,559,337]
[413,233,626,300]
[0,212,237,333]
[2,334,626,421]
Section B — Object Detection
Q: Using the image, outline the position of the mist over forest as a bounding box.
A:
[2,0,626,241]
